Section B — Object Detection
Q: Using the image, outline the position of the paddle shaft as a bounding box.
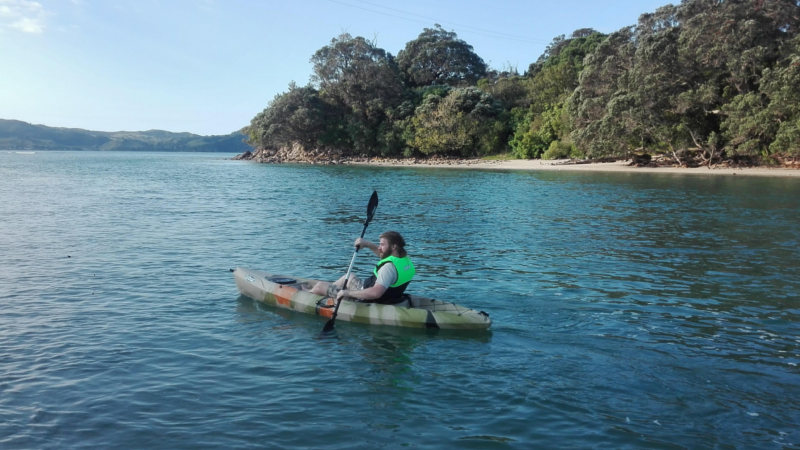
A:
[323,191,378,332]
[324,224,367,331]
[340,225,368,292]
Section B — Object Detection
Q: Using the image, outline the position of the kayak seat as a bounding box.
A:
[268,276,296,285]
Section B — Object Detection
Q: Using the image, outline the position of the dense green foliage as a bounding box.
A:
[0,119,249,152]
[408,86,507,157]
[568,0,800,164]
[246,0,800,164]
[396,24,489,87]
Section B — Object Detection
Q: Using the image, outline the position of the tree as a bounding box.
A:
[310,33,406,154]
[510,104,569,158]
[567,0,800,163]
[722,33,800,159]
[477,72,530,110]
[396,24,488,87]
[670,0,789,163]
[408,87,506,157]
[567,27,638,158]
[629,5,691,160]
[245,82,332,150]
[510,31,605,159]
[528,29,603,76]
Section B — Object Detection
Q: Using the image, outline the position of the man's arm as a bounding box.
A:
[354,238,380,257]
[336,264,397,301]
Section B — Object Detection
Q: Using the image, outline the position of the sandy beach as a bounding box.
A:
[348,158,800,178]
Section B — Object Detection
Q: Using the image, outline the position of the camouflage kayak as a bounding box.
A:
[233,267,491,330]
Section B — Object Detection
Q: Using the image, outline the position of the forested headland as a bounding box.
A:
[244,0,800,167]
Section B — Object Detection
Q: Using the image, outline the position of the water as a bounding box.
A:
[1,151,798,449]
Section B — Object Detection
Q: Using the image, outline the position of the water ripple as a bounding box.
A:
[1,152,798,448]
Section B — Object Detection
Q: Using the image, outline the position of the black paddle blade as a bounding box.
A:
[322,318,335,332]
[365,190,378,225]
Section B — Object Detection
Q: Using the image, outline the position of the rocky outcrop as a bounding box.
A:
[232,145,488,166]
[233,144,345,164]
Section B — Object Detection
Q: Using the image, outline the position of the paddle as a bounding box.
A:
[322,190,379,332]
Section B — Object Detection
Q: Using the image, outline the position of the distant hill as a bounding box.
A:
[0,119,252,152]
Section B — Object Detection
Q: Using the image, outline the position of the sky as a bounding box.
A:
[0,0,671,136]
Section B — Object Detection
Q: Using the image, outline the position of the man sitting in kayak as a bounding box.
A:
[310,231,415,305]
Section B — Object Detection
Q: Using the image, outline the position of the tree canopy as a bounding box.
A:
[245,1,800,165]
[310,33,407,154]
[409,86,506,157]
[568,0,800,165]
[396,24,488,87]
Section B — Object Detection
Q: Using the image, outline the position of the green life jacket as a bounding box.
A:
[372,255,415,303]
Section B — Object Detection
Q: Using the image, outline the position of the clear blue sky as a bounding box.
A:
[1,0,670,135]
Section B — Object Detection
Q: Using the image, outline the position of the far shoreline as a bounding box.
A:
[343,158,800,178]
[233,149,800,178]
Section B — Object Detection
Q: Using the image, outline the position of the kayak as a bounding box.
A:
[233,267,491,330]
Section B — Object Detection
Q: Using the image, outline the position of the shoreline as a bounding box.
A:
[344,158,800,178]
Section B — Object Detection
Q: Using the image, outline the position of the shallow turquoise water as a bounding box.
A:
[1,151,798,448]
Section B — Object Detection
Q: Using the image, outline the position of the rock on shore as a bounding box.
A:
[233,145,495,167]
[233,144,345,164]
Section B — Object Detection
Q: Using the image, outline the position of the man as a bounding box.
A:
[310,231,415,305]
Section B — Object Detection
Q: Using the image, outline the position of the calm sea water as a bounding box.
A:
[1,151,798,449]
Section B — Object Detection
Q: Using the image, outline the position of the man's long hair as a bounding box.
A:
[380,231,407,257]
